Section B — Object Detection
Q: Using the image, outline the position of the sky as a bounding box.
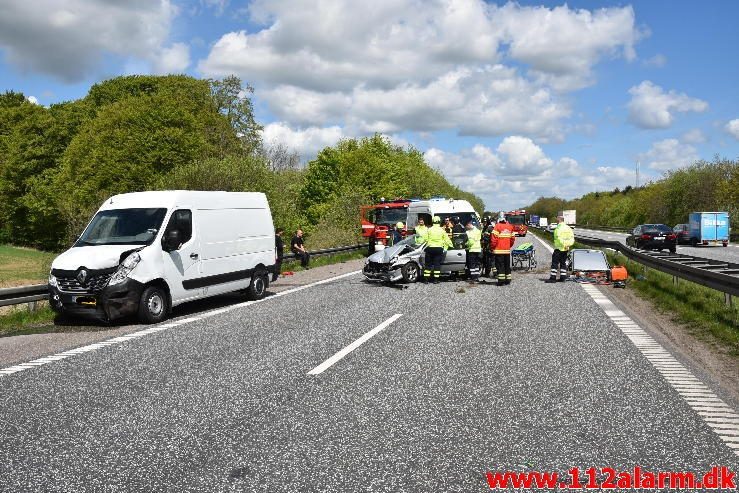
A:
[1,0,738,211]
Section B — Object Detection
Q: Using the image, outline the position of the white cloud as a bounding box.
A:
[494,3,641,91]
[26,95,39,105]
[0,0,178,82]
[639,138,699,171]
[261,65,570,141]
[725,119,739,140]
[682,128,706,144]
[153,42,190,74]
[261,122,344,160]
[642,54,667,68]
[199,1,641,138]
[627,81,708,129]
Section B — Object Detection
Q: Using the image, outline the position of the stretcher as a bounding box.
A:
[511,242,537,271]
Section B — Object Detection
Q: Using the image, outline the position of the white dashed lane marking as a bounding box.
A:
[0,270,361,379]
[578,283,739,456]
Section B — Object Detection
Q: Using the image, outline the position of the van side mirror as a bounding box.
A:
[162,230,181,252]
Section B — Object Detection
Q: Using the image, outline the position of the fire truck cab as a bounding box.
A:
[505,210,528,237]
[360,199,411,253]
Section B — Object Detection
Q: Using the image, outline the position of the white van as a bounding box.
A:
[405,198,481,272]
[48,191,276,323]
[406,198,480,230]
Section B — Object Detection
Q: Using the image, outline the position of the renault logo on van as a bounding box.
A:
[76,269,88,285]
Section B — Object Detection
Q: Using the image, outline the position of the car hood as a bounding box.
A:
[367,240,422,264]
[51,245,141,271]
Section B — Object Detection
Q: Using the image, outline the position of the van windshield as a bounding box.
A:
[76,208,167,246]
[505,215,526,225]
[436,212,480,228]
[372,208,408,226]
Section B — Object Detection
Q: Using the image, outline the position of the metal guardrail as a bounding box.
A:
[0,244,366,309]
[531,226,738,304]
[0,284,49,308]
[282,243,364,261]
[574,233,739,299]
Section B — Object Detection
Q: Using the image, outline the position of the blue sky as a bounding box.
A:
[1,0,737,210]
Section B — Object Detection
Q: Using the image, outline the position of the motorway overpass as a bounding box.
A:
[0,235,737,491]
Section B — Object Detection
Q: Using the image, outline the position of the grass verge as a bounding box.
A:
[531,227,739,357]
[0,244,57,287]
[0,305,57,337]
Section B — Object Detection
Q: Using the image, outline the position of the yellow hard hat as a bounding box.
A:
[432,216,441,223]
[396,222,404,228]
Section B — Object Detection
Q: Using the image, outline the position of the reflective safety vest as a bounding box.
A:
[491,221,515,254]
[426,224,453,249]
[465,226,482,252]
[554,223,575,251]
[414,225,428,245]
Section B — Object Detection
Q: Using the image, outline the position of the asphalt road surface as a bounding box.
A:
[576,228,739,264]
[1,240,737,491]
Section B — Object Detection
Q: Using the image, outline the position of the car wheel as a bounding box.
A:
[690,237,698,248]
[247,270,268,300]
[401,262,420,283]
[669,246,676,253]
[138,285,168,324]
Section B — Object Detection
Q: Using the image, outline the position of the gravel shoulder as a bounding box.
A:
[0,258,364,368]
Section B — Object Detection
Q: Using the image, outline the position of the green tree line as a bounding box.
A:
[0,75,482,251]
[525,157,738,232]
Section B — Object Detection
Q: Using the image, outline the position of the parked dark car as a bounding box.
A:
[626,224,677,253]
[673,223,691,244]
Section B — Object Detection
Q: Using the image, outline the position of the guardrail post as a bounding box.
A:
[27,300,39,313]
[726,293,733,308]
[672,275,678,286]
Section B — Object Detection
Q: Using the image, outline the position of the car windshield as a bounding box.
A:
[643,224,672,234]
[505,214,526,225]
[76,208,167,246]
[436,212,480,228]
[373,208,408,226]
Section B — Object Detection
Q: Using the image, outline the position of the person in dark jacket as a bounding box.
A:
[291,229,310,268]
[273,228,284,282]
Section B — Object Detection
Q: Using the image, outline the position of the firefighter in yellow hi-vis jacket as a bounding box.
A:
[423,216,452,284]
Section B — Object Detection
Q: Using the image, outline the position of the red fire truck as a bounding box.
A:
[505,210,528,236]
[360,199,410,253]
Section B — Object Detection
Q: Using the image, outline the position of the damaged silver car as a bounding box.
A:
[363,235,467,283]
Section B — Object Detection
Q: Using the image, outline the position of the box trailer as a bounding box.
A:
[539,217,549,228]
[688,212,730,247]
[558,210,577,225]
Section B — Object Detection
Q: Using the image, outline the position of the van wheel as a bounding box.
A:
[401,262,420,283]
[247,270,268,300]
[138,286,168,324]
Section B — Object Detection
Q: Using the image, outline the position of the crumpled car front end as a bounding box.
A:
[363,236,423,283]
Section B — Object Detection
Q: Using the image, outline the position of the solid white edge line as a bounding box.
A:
[576,272,739,457]
[308,313,403,376]
[0,270,362,378]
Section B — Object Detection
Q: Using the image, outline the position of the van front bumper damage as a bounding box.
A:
[49,278,145,321]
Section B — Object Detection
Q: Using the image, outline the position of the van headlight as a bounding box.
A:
[108,252,141,286]
[48,272,58,288]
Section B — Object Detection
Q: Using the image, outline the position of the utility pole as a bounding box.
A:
[635,160,640,188]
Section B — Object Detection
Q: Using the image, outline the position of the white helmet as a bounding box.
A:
[497,212,506,222]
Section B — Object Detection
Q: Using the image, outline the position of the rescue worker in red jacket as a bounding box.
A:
[490,212,515,285]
